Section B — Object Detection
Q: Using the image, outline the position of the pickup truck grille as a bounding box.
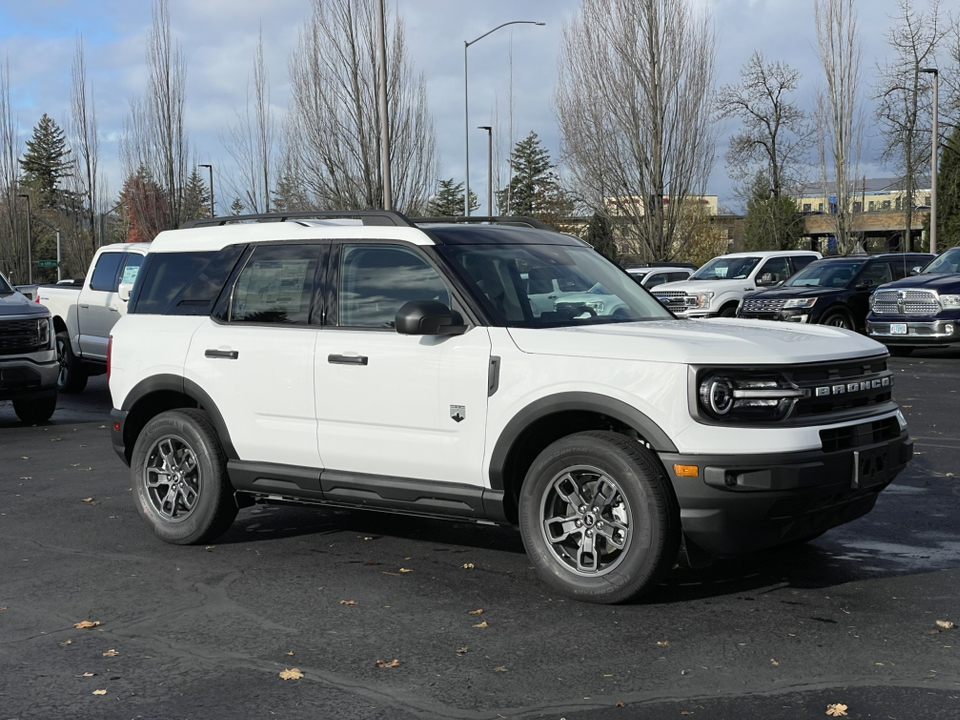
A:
[653,291,689,310]
[871,288,940,316]
[0,318,45,355]
[741,298,786,313]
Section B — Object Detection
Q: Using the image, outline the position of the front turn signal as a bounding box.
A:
[673,464,700,478]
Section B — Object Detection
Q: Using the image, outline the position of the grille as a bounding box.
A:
[741,298,786,313]
[871,288,940,316]
[788,357,893,418]
[653,290,688,310]
[0,318,43,355]
[820,416,901,453]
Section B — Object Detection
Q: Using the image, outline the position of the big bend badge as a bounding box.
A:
[450,405,466,423]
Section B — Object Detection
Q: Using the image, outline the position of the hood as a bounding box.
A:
[744,285,847,300]
[0,289,49,318]
[654,278,756,293]
[877,273,960,292]
[508,317,886,366]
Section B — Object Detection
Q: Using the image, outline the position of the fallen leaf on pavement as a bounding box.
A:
[494,666,507,672]
[74,621,100,629]
[92,689,107,696]
[82,498,95,503]
[826,703,848,717]
[287,651,295,656]
[473,620,489,628]
[82,672,95,677]
[340,600,357,606]
[456,647,468,654]
[376,658,400,668]
[468,609,484,615]
[936,620,954,630]
[59,639,72,646]
[279,668,303,680]
[771,658,780,666]
[657,640,669,647]
[399,568,412,573]
[462,563,475,569]
[102,649,119,657]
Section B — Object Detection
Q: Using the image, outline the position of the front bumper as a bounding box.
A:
[660,425,912,557]
[0,356,59,401]
[867,318,960,347]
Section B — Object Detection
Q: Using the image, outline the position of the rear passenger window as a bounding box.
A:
[230,245,321,325]
[89,253,125,292]
[132,252,216,314]
[338,244,450,328]
[791,255,817,273]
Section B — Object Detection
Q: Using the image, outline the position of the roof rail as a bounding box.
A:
[180,210,416,229]
[410,215,557,231]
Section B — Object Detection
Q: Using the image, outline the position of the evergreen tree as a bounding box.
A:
[497,132,564,220]
[937,125,960,250]
[230,197,246,215]
[182,168,211,222]
[272,169,311,213]
[20,113,72,208]
[426,178,478,216]
[741,172,805,252]
[585,211,618,263]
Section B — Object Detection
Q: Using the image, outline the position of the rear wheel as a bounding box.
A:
[821,311,854,330]
[519,431,680,604]
[13,392,57,424]
[56,332,88,393]
[131,409,238,545]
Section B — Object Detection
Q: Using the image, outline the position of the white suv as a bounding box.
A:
[653,250,821,318]
[109,213,911,604]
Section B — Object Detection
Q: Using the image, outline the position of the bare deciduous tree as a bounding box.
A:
[286,0,437,213]
[717,51,812,199]
[120,0,189,234]
[0,60,25,281]
[555,0,717,262]
[222,31,277,215]
[814,0,865,254]
[69,35,102,268]
[874,0,945,251]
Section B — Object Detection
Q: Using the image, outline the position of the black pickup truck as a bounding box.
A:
[737,253,934,332]
[866,246,960,356]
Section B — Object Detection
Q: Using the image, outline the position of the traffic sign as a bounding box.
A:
[36,260,58,267]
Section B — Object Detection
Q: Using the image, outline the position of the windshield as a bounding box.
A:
[437,244,673,327]
[785,261,863,288]
[0,272,12,294]
[692,256,760,280]
[922,247,960,275]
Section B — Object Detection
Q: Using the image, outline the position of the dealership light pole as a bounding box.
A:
[478,126,493,217]
[464,20,544,217]
[919,67,938,254]
[17,193,32,284]
[199,164,215,218]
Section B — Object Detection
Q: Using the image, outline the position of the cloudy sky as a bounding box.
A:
[0,0,940,213]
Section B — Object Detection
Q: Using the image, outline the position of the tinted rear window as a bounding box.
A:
[132,252,218,314]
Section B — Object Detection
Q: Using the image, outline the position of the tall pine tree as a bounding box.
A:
[937,125,960,250]
[20,113,72,208]
[426,178,478,216]
[497,131,570,224]
[182,168,211,222]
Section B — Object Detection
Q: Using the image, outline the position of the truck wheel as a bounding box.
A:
[13,392,57,424]
[519,431,680,604]
[56,332,88,393]
[131,409,238,545]
[822,311,854,330]
[719,304,738,317]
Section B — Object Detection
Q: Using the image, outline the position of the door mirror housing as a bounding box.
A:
[395,300,467,336]
[118,282,134,302]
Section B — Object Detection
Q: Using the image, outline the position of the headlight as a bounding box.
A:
[585,300,605,314]
[697,371,805,422]
[783,298,817,309]
[686,291,714,309]
[38,317,50,346]
[939,294,960,309]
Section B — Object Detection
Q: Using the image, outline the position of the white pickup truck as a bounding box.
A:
[39,243,150,392]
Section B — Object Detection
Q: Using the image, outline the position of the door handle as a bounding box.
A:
[205,349,239,360]
[79,303,89,309]
[328,354,368,366]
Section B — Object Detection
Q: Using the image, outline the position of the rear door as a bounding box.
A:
[78,251,125,359]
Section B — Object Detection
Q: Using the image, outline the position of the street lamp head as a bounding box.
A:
[919,67,938,75]
[535,22,546,26]
[478,125,492,131]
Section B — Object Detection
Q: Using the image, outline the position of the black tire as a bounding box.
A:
[131,409,238,545]
[56,332,88,393]
[718,304,738,317]
[13,392,57,424]
[519,431,680,604]
[821,311,855,331]
[888,346,914,357]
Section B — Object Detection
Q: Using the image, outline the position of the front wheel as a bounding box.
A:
[13,392,57,424]
[718,304,738,317]
[56,332,88,393]
[131,409,238,545]
[519,431,680,604]
[821,311,854,330]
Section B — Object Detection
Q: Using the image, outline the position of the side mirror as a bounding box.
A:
[909,267,922,276]
[395,300,467,336]
[118,282,134,301]
[757,273,777,286]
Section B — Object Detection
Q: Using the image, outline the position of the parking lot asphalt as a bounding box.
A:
[1,353,959,720]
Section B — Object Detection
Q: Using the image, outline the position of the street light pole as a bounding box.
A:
[17,193,32,284]
[919,68,938,254]
[376,0,392,211]
[199,164,215,218]
[464,20,544,217]
[478,126,493,217]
